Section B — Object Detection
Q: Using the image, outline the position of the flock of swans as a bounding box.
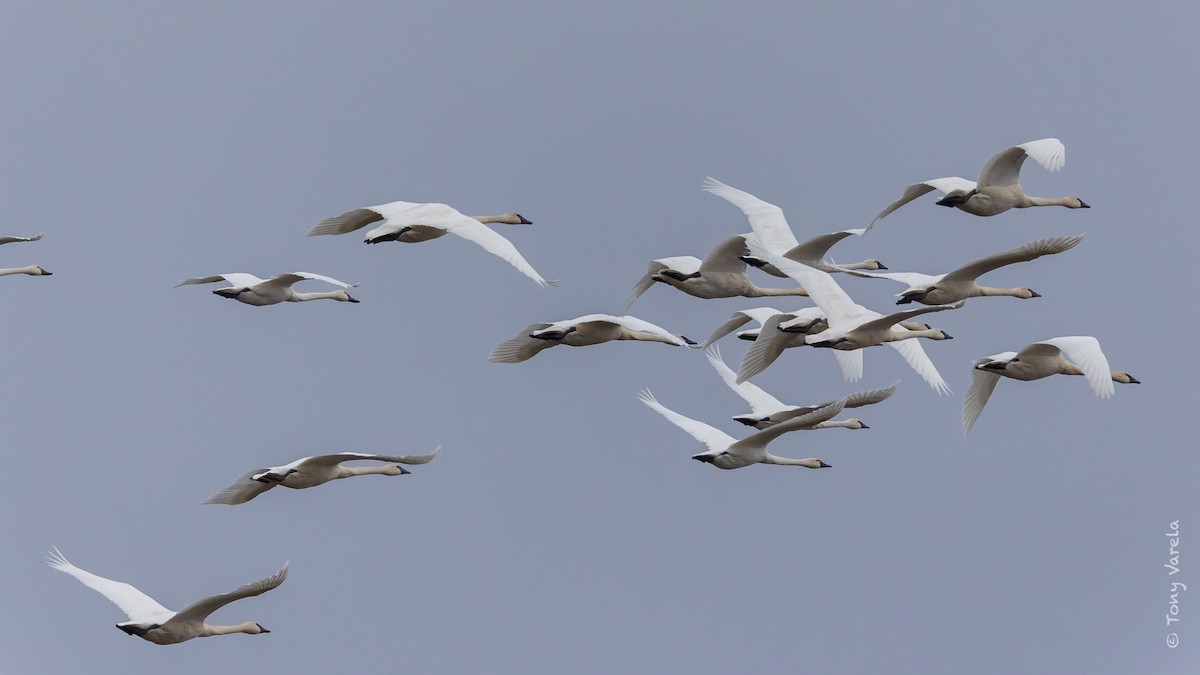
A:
[40,137,1139,644]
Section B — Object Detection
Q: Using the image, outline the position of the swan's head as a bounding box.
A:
[334,291,359,303]
[251,623,270,634]
[1017,288,1041,299]
[675,334,697,346]
[844,419,869,430]
[28,265,51,276]
[863,260,887,271]
[501,212,533,225]
[817,460,832,468]
[1070,197,1090,209]
[934,331,953,340]
[383,464,412,476]
[1112,372,1141,384]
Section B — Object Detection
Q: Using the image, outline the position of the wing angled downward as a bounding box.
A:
[885,338,951,395]
[962,360,1004,435]
[488,323,556,363]
[1028,336,1114,398]
[705,346,786,415]
[307,208,386,236]
[638,389,735,454]
[445,219,555,287]
[168,562,289,625]
[45,548,174,622]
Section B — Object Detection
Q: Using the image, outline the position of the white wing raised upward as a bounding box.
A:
[46,548,174,623]
[885,338,952,396]
[962,359,1005,435]
[870,177,977,228]
[169,562,289,625]
[705,346,787,415]
[638,389,735,454]
[701,178,799,252]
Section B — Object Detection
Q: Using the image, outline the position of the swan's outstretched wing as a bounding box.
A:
[843,381,900,409]
[299,447,442,467]
[0,233,42,245]
[168,562,289,626]
[264,272,359,291]
[175,273,265,289]
[698,307,786,349]
[602,315,690,346]
[307,208,387,236]
[705,346,786,415]
[698,235,751,274]
[831,268,942,288]
[203,469,276,505]
[488,323,556,363]
[445,219,556,287]
[46,548,174,622]
[743,239,867,327]
[735,313,796,383]
[737,399,846,448]
[833,350,864,382]
[885,338,951,395]
[870,177,977,228]
[701,178,799,252]
[942,235,1084,284]
[783,229,866,268]
[638,389,735,453]
[624,257,702,311]
[1030,336,1115,398]
[850,302,963,335]
[962,360,1003,435]
[978,138,1065,187]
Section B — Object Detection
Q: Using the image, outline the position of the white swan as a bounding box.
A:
[489,314,694,363]
[703,178,955,393]
[871,138,1089,227]
[707,346,898,429]
[840,235,1084,305]
[624,234,808,310]
[0,233,42,245]
[0,264,52,277]
[693,306,809,348]
[638,389,841,470]
[46,548,287,645]
[175,272,359,306]
[204,448,441,505]
[962,336,1140,434]
[307,200,554,287]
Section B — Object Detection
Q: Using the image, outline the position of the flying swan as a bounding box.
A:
[489,314,694,363]
[307,199,554,287]
[204,448,441,505]
[870,138,1089,227]
[175,272,360,306]
[962,336,1140,434]
[46,548,287,645]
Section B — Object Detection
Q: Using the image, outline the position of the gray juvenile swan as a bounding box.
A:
[962,336,1140,434]
[871,138,1089,227]
[307,199,554,287]
[840,235,1083,305]
[175,272,359,306]
[46,548,287,645]
[489,314,694,363]
[204,448,441,505]
[638,389,842,470]
[624,234,808,310]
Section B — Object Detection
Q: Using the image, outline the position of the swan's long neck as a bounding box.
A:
[289,291,346,302]
[747,286,809,298]
[624,330,682,345]
[975,286,1034,298]
[889,328,947,341]
[812,419,861,430]
[339,465,402,478]
[762,454,824,467]
[0,266,39,276]
[202,621,263,637]
[473,213,527,225]
[1020,195,1082,208]
[838,260,882,271]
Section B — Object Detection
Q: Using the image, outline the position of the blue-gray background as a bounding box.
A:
[2,2,1193,673]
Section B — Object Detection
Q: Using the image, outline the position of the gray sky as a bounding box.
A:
[2,2,1194,673]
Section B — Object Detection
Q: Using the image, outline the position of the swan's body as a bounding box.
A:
[625,234,807,310]
[638,389,840,470]
[307,200,553,287]
[204,448,441,505]
[871,138,1089,227]
[46,548,286,645]
[0,233,42,245]
[175,272,359,306]
[962,336,1140,434]
[489,314,694,363]
[842,235,1083,305]
[703,178,954,393]
[0,264,51,277]
[706,346,897,429]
